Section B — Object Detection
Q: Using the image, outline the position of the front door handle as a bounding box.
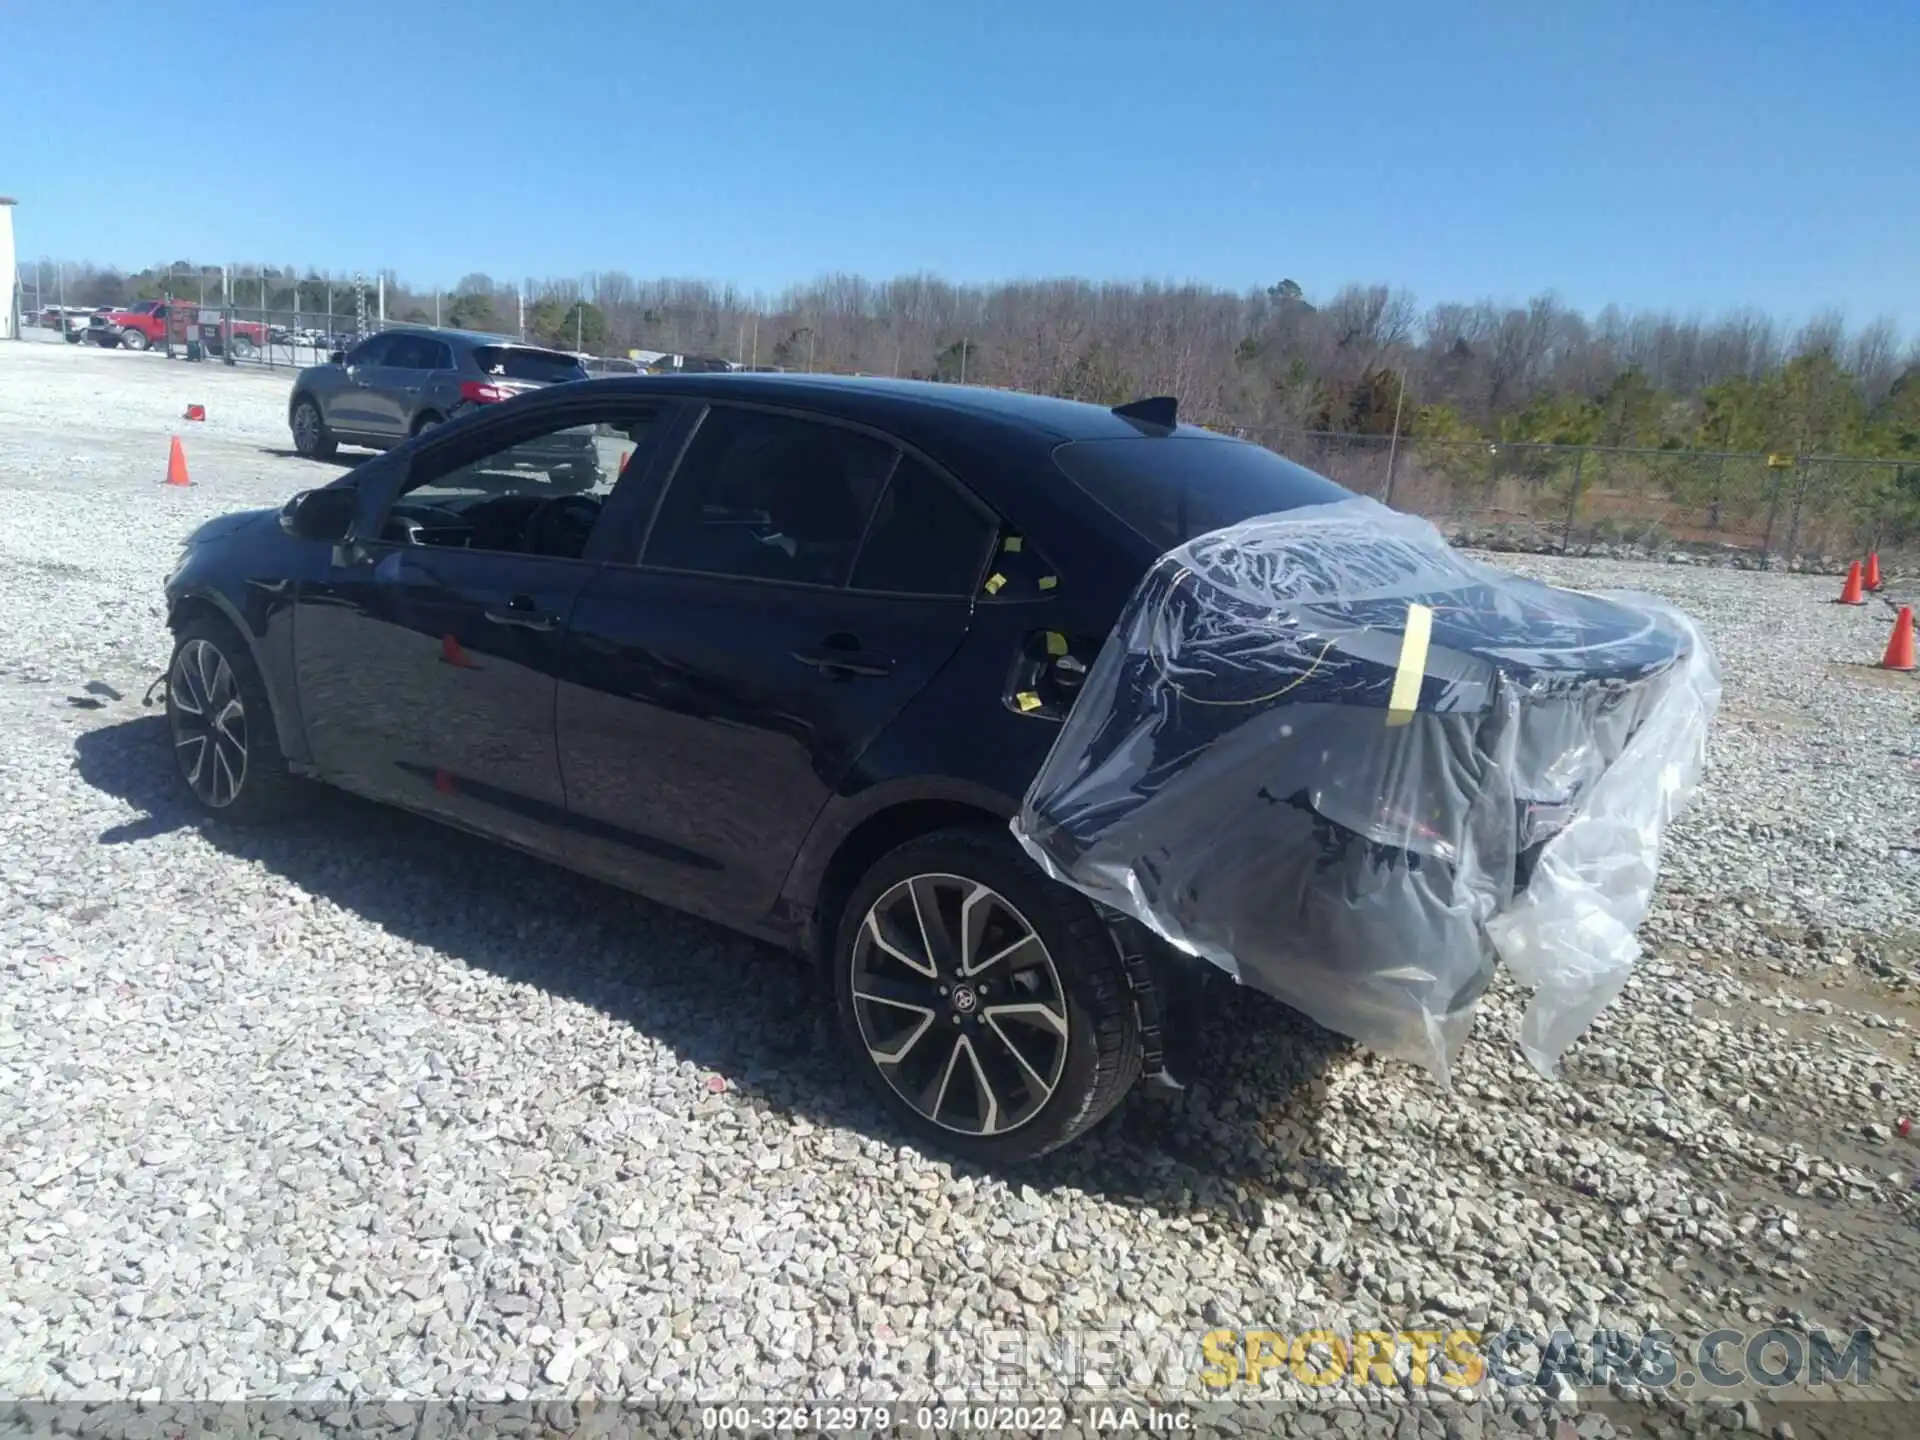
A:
[793,646,894,678]
[485,597,557,632]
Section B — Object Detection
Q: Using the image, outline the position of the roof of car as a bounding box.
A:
[569,371,1230,443]
[379,325,574,351]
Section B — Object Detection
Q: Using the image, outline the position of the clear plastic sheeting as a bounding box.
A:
[1012,496,1720,1084]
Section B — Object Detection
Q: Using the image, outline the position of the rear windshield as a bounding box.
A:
[470,345,588,384]
[1052,436,1354,551]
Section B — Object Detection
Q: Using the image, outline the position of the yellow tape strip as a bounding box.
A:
[1385,603,1433,727]
[984,573,1006,594]
[1015,691,1042,712]
[1045,631,1068,656]
[1003,536,1024,553]
[1037,575,1058,591]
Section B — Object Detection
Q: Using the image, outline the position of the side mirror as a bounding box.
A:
[280,487,357,543]
[328,350,346,366]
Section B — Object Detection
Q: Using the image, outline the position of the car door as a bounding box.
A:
[327,333,394,436]
[360,332,434,437]
[292,394,680,858]
[555,402,999,928]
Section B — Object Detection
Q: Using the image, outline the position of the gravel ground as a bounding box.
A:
[2,339,1918,1437]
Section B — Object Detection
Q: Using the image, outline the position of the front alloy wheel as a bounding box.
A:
[291,397,337,459]
[851,874,1070,1138]
[164,618,303,825]
[169,637,248,808]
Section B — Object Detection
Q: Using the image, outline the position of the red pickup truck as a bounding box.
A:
[88,300,270,359]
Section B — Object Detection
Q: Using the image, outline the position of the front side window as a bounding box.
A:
[381,409,661,560]
[344,335,390,368]
[383,335,438,369]
[641,407,895,587]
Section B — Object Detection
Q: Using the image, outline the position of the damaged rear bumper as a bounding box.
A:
[1014,497,1721,1084]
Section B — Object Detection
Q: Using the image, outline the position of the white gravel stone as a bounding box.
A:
[0,338,1915,1431]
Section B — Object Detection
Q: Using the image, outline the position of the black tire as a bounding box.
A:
[290,396,338,459]
[229,334,256,361]
[832,826,1141,1164]
[412,411,445,437]
[120,327,149,352]
[165,616,306,826]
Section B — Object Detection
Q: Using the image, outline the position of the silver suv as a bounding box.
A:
[286,327,592,463]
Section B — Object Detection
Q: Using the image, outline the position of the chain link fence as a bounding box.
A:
[1261,431,1919,569]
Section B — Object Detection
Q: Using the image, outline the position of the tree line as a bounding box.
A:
[26,258,1920,468]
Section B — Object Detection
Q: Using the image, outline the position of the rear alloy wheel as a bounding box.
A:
[166,619,304,825]
[834,827,1141,1163]
[290,397,338,459]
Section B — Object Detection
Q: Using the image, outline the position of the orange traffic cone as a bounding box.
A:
[164,436,191,487]
[440,633,476,669]
[1881,606,1917,672]
[1865,552,1883,591]
[1836,560,1865,605]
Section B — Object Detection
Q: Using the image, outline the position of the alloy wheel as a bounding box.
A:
[169,638,249,808]
[293,403,320,452]
[850,873,1069,1137]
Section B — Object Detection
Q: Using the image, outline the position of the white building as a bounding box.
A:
[0,197,16,340]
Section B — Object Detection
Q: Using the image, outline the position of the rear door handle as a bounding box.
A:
[793,647,893,678]
[485,596,558,632]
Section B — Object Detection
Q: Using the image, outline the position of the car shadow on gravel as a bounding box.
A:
[73,713,1349,1215]
[257,448,371,470]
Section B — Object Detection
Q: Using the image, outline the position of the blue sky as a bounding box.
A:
[3,0,1915,327]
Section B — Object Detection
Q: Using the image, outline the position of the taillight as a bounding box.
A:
[459,380,511,404]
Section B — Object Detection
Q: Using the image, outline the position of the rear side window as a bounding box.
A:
[850,457,996,596]
[470,345,588,384]
[1052,436,1352,551]
[642,407,894,587]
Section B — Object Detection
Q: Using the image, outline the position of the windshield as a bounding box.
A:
[470,345,589,384]
[1052,435,1353,551]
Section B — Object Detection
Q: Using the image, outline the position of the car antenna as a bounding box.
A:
[1112,395,1178,433]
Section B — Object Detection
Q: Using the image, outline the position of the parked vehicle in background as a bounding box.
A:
[645,353,734,374]
[583,356,641,376]
[285,326,594,463]
[86,300,270,357]
[41,306,105,342]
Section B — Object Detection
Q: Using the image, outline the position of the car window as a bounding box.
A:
[429,340,454,370]
[383,335,436,369]
[345,335,390,367]
[849,456,997,596]
[469,345,588,384]
[383,408,662,561]
[641,407,895,588]
[1052,435,1352,551]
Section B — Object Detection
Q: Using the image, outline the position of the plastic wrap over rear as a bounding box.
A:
[1012,496,1720,1084]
